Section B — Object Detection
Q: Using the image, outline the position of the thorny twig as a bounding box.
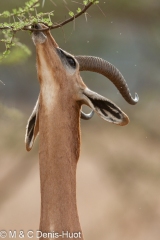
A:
[0,80,5,85]
[0,1,96,32]
[48,1,95,30]
[0,0,97,60]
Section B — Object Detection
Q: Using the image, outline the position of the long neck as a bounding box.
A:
[39,86,83,240]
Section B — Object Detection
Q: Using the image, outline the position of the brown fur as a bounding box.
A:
[35,29,84,239]
[31,25,130,240]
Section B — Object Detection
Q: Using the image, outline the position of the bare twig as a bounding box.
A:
[42,0,45,8]
[71,1,84,6]
[96,4,106,17]
[50,0,57,7]
[63,0,68,4]
[50,1,94,30]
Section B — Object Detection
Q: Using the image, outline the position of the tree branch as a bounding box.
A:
[1,1,96,32]
[0,0,98,59]
[50,1,94,30]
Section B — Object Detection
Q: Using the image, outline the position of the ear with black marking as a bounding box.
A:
[25,97,39,151]
[83,88,129,126]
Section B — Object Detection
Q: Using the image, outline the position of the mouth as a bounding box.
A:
[32,23,47,45]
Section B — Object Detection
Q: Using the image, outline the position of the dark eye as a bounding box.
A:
[66,56,76,68]
[57,48,76,69]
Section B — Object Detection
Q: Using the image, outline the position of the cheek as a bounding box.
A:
[69,81,86,102]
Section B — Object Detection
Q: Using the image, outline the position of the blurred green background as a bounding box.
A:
[0,0,160,239]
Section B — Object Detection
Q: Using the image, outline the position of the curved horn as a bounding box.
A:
[75,56,139,105]
[81,110,94,120]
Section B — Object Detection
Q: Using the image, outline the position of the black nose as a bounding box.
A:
[32,23,41,30]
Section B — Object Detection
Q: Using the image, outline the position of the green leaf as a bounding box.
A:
[12,9,17,14]
[19,8,23,12]
[1,11,11,18]
[42,18,52,26]
[3,22,9,27]
[83,0,88,5]
[37,12,43,17]
[76,8,81,13]
[69,11,74,17]
[3,49,10,56]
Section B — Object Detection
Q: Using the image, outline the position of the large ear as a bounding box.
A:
[25,97,39,151]
[83,88,129,126]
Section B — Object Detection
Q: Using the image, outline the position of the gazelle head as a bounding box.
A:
[25,24,138,151]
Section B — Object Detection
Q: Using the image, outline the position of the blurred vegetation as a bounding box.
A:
[0,0,160,239]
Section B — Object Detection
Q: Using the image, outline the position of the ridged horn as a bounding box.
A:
[75,56,139,105]
[81,110,94,120]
